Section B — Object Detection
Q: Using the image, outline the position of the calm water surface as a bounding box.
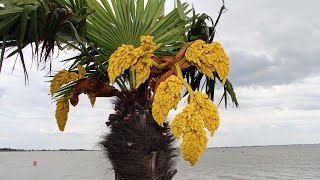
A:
[0,144,319,180]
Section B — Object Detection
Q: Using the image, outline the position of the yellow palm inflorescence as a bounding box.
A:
[51,65,86,131]
[181,128,208,166]
[107,36,160,87]
[194,91,220,136]
[107,44,136,83]
[140,35,160,53]
[185,40,230,84]
[152,75,183,127]
[55,96,70,132]
[170,91,220,166]
[131,54,153,88]
[50,70,69,96]
[68,72,79,82]
[171,103,208,166]
[170,111,187,139]
[50,65,87,96]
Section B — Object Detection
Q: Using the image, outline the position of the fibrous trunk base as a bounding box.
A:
[100,92,178,180]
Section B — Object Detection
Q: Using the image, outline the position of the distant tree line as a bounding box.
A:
[0,148,25,151]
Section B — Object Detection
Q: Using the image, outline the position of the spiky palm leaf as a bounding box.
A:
[0,0,88,75]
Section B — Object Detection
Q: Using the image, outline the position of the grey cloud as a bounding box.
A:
[210,0,320,86]
[228,48,320,86]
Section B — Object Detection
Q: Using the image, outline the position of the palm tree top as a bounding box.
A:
[0,0,238,166]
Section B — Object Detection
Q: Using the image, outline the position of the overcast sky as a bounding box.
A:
[0,0,319,150]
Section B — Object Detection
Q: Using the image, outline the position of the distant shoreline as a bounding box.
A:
[208,143,320,149]
[1,143,319,152]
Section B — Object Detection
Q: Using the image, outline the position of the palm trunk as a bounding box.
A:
[100,90,178,180]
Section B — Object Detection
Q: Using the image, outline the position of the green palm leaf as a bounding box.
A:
[86,0,191,55]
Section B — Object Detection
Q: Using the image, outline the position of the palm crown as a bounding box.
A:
[0,0,238,166]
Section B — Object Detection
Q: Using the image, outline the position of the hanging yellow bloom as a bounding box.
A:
[185,40,216,79]
[181,128,208,166]
[77,64,87,79]
[152,75,183,127]
[170,90,221,165]
[108,45,136,83]
[206,42,229,84]
[185,40,230,84]
[50,65,87,96]
[194,91,220,136]
[170,112,187,139]
[171,102,207,166]
[50,70,69,96]
[107,36,159,87]
[185,40,204,67]
[132,54,153,88]
[171,103,205,138]
[68,72,80,82]
[88,93,96,107]
[140,36,160,53]
[55,96,70,132]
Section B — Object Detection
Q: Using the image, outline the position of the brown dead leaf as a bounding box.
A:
[74,78,103,92]
[159,56,175,63]
[175,42,193,62]
[70,92,80,107]
[93,85,119,97]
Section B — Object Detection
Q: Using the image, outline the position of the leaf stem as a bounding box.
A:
[116,78,128,91]
[177,57,187,66]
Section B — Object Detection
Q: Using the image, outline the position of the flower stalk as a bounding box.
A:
[175,63,194,103]
[151,59,168,69]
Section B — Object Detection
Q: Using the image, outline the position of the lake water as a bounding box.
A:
[0,144,319,180]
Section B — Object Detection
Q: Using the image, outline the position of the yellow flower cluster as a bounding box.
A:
[107,44,136,83]
[194,91,220,136]
[171,103,208,166]
[55,96,70,132]
[68,72,79,82]
[131,54,153,88]
[107,36,160,88]
[170,112,186,139]
[140,35,160,53]
[50,70,69,96]
[50,65,87,96]
[185,40,230,84]
[152,75,183,127]
[181,129,208,166]
[170,91,220,165]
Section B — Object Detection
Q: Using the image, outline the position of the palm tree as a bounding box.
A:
[0,0,238,179]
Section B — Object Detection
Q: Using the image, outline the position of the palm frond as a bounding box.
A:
[86,0,192,56]
[0,0,89,75]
